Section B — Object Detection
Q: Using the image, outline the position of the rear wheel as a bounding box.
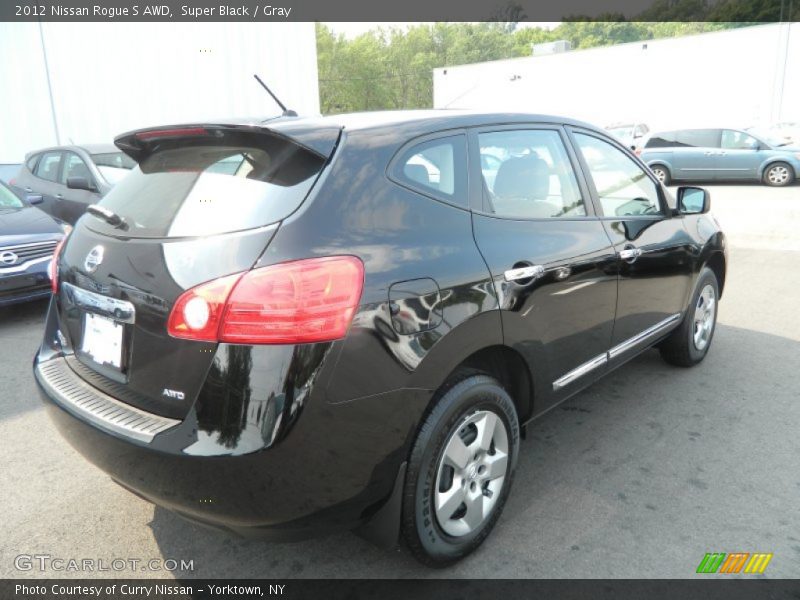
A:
[763,162,794,187]
[651,165,670,185]
[659,267,719,367]
[402,373,519,567]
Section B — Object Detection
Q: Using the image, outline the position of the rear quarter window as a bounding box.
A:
[645,132,676,149]
[390,134,468,208]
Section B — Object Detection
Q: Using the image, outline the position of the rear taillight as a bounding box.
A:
[9,178,16,186]
[167,256,364,345]
[49,238,66,294]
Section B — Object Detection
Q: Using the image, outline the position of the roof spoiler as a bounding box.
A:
[114,121,341,163]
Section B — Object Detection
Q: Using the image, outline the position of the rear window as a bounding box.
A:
[675,129,721,148]
[91,152,136,170]
[85,135,326,238]
[645,132,676,148]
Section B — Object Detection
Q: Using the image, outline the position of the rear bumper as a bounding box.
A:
[34,349,427,541]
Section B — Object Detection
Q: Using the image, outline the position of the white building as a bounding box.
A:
[0,22,320,167]
[434,23,799,133]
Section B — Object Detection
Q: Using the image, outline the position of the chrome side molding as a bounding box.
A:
[608,313,681,359]
[552,313,681,391]
[552,353,608,391]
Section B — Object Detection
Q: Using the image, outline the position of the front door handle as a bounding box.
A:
[504,264,545,282]
[619,246,643,263]
[55,194,63,200]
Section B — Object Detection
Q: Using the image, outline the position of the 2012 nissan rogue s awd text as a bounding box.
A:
[34,111,727,566]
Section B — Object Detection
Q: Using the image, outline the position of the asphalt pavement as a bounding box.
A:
[1,184,798,578]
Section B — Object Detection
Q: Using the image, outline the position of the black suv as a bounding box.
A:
[34,111,726,566]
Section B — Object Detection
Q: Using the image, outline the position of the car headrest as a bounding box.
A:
[404,164,430,186]
[493,155,550,200]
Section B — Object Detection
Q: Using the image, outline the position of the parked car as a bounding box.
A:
[10,144,135,225]
[34,111,726,567]
[0,180,65,307]
[606,122,650,151]
[640,127,800,186]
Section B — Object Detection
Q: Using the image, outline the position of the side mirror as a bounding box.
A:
[66,176,96,192]
[677,186,710,215]
[26,194,43,205]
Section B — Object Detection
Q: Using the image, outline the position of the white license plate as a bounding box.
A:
[81,313,123,369]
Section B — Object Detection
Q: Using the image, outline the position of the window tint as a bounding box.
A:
[91,152,135,170]
[88,137,326,239]
[0,182,24,208]
[478,129,585,219]
[35,152,62,182]
[61,153,94,186]
[721,130,759,150]
[645,131,676,148]
[574,133,662,217]
[394,135,466,205]
[675,129,720,148]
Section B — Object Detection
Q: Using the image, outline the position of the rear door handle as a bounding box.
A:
[55,194,63,200]
[24,187,33,193]
[504,264,545,282]
[619,246,643,262]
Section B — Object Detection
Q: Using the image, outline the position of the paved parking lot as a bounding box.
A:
[1,184,798,579]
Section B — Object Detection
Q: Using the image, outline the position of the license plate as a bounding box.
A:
[81,313,123,369]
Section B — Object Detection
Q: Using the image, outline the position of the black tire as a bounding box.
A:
[651,165,670,186]
[659,267,719,367]
[762,162,795,187]
[402,373,520,567]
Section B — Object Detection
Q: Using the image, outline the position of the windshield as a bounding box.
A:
[86,136,326,238]
[0,183,24,209]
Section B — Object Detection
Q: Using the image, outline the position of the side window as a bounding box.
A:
[675,129,721,148]
[721,130,758,150]
[393,135,466,206]
[574,133,662,217]
[26,154,40,171]
[61,152,95,186]
[478,129,585,219]
[34,151,63,182]
[645,131,676,149]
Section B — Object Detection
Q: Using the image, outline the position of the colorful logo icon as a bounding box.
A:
[696,552,773,574]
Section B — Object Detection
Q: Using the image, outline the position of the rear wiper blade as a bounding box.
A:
[87,205,128,230]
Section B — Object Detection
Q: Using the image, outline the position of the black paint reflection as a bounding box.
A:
[191,342,331,456]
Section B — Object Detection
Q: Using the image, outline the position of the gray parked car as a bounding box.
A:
[640,128,800,187]
[9,144,135,224]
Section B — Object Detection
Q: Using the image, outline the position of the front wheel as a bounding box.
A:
[402,374,519,567]
[763,162,794,187]
[651,165,671,185]
[659,267,719,367]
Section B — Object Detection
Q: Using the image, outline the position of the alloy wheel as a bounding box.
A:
[434,410,509,537]
[767,165,790,185]
[693,284,716,351]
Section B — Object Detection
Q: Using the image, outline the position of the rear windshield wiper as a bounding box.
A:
[87,205,129,230]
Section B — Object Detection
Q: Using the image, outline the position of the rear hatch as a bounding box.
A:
[54,122,339,419]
